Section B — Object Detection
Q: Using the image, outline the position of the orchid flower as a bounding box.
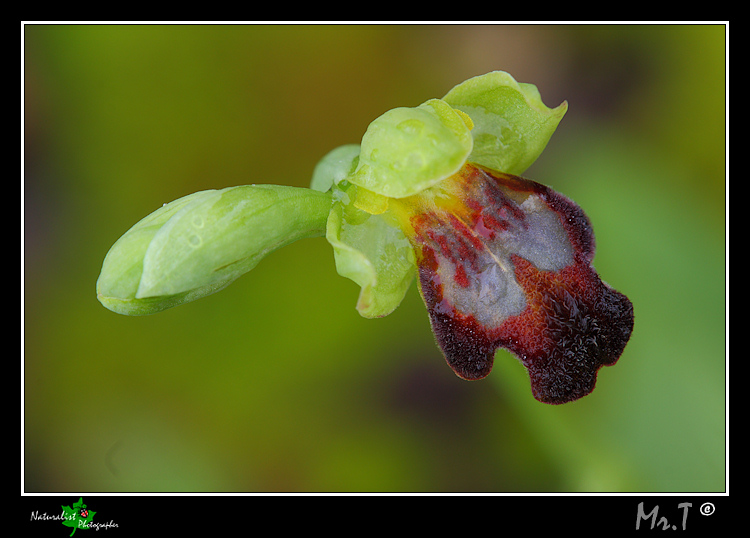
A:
[97,71,633,404]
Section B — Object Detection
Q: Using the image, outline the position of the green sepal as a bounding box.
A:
[310,144,360,193]
[442,70,568,175]
[349,98,473,199]
[97,185,332,315]
[325,183,416,318]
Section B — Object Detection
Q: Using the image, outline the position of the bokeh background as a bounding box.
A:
[23,24,726,492]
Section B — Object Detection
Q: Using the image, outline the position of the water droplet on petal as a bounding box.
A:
[396,118,425,136]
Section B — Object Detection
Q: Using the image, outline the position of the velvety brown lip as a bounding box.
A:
[403,164,634,404]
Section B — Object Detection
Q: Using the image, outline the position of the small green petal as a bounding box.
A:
[326,184,416,318]
[350,98,473,199]
[443,70,568,175]
[310,144,361,193]
[97,185,332,315]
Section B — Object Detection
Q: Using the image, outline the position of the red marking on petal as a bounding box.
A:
[454,264,470,288]
[401,164,634,404]
[448,213,484,251]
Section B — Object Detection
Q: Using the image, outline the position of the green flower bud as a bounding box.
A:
[97,185,331,315]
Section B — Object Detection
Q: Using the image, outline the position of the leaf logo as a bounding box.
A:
[61,498,95,536]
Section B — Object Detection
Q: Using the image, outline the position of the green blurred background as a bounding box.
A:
[23,24,726,492]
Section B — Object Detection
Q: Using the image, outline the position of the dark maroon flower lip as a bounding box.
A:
[401,163,634,404]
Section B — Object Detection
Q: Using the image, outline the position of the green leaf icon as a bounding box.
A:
[61,498,95,536]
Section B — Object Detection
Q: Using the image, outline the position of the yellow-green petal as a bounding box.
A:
[326,184,416,318]
[443,70,568,175]
[350,98,473,199]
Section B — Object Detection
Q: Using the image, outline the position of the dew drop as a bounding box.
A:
[396,118,425,136]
